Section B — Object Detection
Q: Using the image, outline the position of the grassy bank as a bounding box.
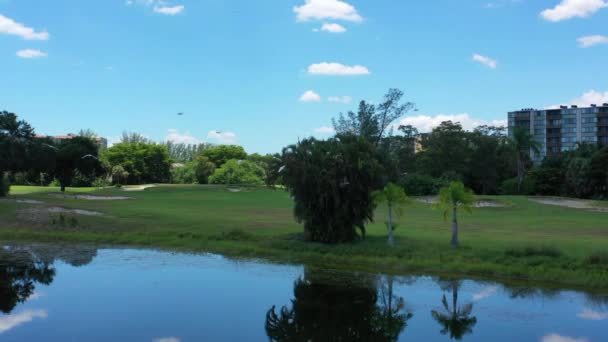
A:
[1,185,607,290]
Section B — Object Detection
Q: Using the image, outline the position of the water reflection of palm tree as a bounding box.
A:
[431,279,477,340]
[266,269,412,341]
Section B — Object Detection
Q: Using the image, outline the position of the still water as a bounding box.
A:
[0,244,606,342]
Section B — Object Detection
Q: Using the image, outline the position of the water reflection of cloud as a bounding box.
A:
[472,286,498,301]
[0,309,48,334]
[577,307,608,321]
[541,334,589,342]
[153,337,180,342]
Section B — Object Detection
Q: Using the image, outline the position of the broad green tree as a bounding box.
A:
[510,127,541,193]
[201,145,247,167]
[111,165,129,185]
[194,155,216,184]
[434,182,475,248]
[55,137,103,192]
[281,134,380,243]
[208,159,264,185]
[373,183,410,247]
[102,142,171,184]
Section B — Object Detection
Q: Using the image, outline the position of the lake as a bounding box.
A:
[0,244,606,341]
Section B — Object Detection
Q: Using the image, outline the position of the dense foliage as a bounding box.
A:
[208,159,264,185]
[282,134,380,243]
[102,142,171,184]
[55,137,104,191]
[201,145,247,167]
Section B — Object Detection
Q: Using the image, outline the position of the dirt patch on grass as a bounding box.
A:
[0,199,44,204]
[123,185,156,192]
[49,193,133,201]
[529,197,608,212]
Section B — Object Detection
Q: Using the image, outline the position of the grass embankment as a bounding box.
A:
[1,185,607,290]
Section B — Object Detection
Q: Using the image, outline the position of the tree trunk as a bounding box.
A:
[60,183,66,192]
[452,282,458,316]
[516,153,523,193]
[451,206,459,248]
[387,203,395,247]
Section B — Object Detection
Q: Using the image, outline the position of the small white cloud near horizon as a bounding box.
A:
[16,49,47,59]
[300,90,322,102]
[472,54,497,69]
[166,129,202,145]
[547,89,608,108]
[307,62,370,76]
[0,309,48,334]
[152,338,180,342]
[577,35,608,47]
[207,131,237,144]
[0,14,49,40]
[294,0,363,22]
[541,0,607,22]
[396,113,507,133]
[318,23,347,33]
[577,307,608,320]
[328,96,352,103]
[153,5,185,15]
[314,126,335,134]
[472,286,498,301]
[541,334,589,342]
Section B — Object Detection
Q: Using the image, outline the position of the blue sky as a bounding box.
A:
[1,0,607,153]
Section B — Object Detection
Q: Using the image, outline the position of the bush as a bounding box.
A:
[505,245,562,258]
[585,251,608,265]
[171,162,197,184]
[500,177,535,195]
[399,173,445,196]
[0,173,9,197]
[209,159,264,185]
[92,177,110,188]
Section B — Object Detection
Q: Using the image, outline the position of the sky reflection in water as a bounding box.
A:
[0,244,606,341]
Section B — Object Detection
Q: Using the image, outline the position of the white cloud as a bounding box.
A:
[153,338,180,342]
[166,129,202,144]
[396,113,507,133]
[207,131,237,144]
[319,23,347,33]
[16,49,47,59]
[105,66,114,71]
[472,286,498,301]
[577,35,608,47]
[0,310,48,334]
[314,126,335,134]
[307,62,370,76]
[328,95,352,103]
[548,90,608,108]
[153,5,185,15]
[0,14,49,40]
[472,54,497,69]
[300,90,322,102]
[541,0,607,22]
[541,334,589,342]
[27,292,44,301]
[294,0,363,22]
[577,307,608,320]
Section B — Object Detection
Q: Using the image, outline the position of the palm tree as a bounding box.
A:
[434,182,475,248]
[431,280,477,340]
[373,183,410,247]
[511,127,541,193]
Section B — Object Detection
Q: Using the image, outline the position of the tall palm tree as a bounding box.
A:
[434,182,475,248]
[511,127,541,193]
[431,280,477,340]
[373,183,410,247]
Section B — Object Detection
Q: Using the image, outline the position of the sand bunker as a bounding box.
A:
[49,194,132,201]
[123,185,156,192]
[16,199,44,204]
[47,207,104,216]
[415,197,506,208]
[529,197,608,212]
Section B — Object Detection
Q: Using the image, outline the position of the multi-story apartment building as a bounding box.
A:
[508,104,608,164]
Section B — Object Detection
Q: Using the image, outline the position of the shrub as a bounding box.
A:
[92,177,110,188]
[209,159,264,185]
[585,251,608,265]
[0,173,9,197]
[399,173,445,196]
[500,177,535,195]
[505,245,562,258]
[171,162,197,184]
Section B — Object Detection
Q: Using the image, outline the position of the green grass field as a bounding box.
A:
[1,185,607,290]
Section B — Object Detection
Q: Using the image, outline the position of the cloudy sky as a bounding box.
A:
[1,0,607,153]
